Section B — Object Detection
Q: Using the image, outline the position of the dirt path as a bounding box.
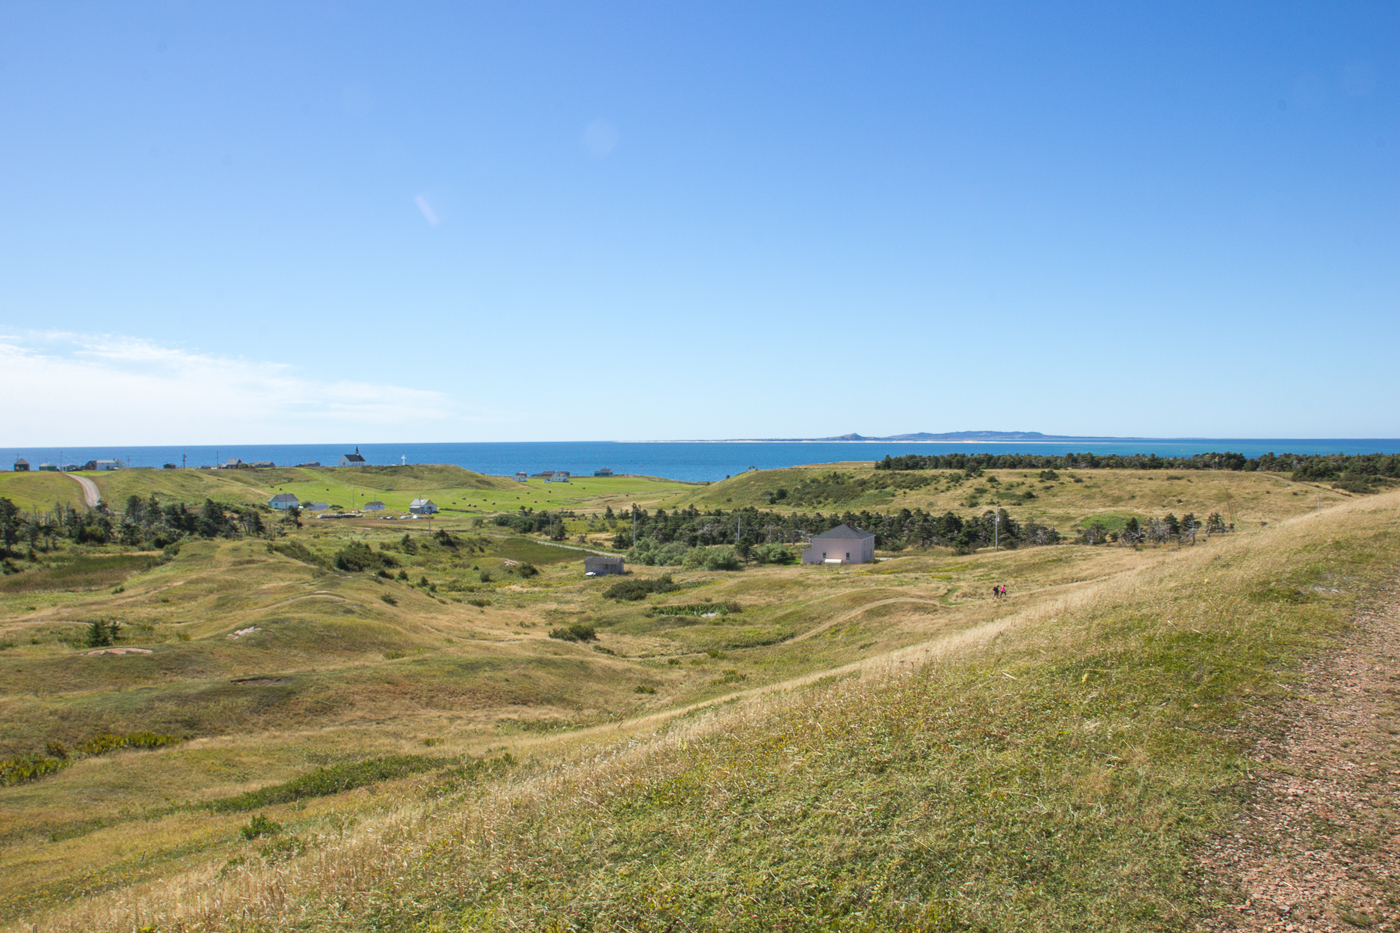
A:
[65,472,101,508]
[1198,583,1400,932]
[787,595,942,643]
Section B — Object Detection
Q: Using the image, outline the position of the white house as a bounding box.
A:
[513,472,529,483]
[95,459,122,471]
[409,498,438,515]
[801,524,876,565]
[363,501,386,511]
[269,494,300,510]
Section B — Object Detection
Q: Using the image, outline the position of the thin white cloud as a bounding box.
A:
[414,193,440,226]
[0,332,455,445]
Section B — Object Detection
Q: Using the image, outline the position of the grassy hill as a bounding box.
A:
[1,469,1397,931]
[665,461,1354,532]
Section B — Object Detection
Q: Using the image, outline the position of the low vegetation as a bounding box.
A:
[0,464,1395,932]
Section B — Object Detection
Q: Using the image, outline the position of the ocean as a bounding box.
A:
[3,440,1397,484]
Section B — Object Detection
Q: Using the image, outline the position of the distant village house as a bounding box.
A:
[269,494,300,510]
[513,472,529,483]
[409,498,438,515]
[801,524,876,565]
[38,462,58,472]
[12,459,28,472]
[363,501,386,511]
[594,468,613,476]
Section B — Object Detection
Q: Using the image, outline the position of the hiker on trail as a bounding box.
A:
[991,585,999,599]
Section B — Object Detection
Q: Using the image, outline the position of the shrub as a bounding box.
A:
[207,755,452,813]
[682,546,742,571]
[241,814,281,840]
[549,623,598,642]
[517,562,539,577]
[603,574,681,601]
[334,541,398,573]
[634,684,656,694]
[752,543,794,565]
[380,593,398,606]
[84,619,120,648]
[268,541,328,569]
[467,598,491,608]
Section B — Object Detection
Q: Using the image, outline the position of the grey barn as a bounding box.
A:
[801,524,876,565]
[584,555,625,576]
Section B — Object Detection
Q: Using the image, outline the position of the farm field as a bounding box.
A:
[0,466,1397,931]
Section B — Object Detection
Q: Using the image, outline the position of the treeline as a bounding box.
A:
[612,505,1060,565]
[0,495,273,557]
[874,450,1400,482]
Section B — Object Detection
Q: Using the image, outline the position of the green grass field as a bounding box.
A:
[0,464,696,518]
[1,465,1396,931]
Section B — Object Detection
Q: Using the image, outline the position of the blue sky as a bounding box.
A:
[1,2,1396,444]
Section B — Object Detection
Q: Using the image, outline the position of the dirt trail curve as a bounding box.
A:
[66,472,101,508]
[1198,581,1400,933]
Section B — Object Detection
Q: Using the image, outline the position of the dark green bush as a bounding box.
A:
[603,573,680,601]
[241,813,281,840]
[84,619,120,648]
[549,623,598,642]
[334,541,398,573]
[206,755,452,813]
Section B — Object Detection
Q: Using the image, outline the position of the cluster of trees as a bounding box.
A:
[0,495,270,558]
[1078,512,1230,547]
[612,505,1059,565]
[490,508,575,540]
[875,450,1400,481]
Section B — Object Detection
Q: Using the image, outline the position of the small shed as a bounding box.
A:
[363,501,386,511]
[409,498,438,515]
[306,502,330,511]
[801,524,876,565]
[269,494,300,510]
[12,458,29,472]
[38,462,59,472]
[585,555,625,576]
